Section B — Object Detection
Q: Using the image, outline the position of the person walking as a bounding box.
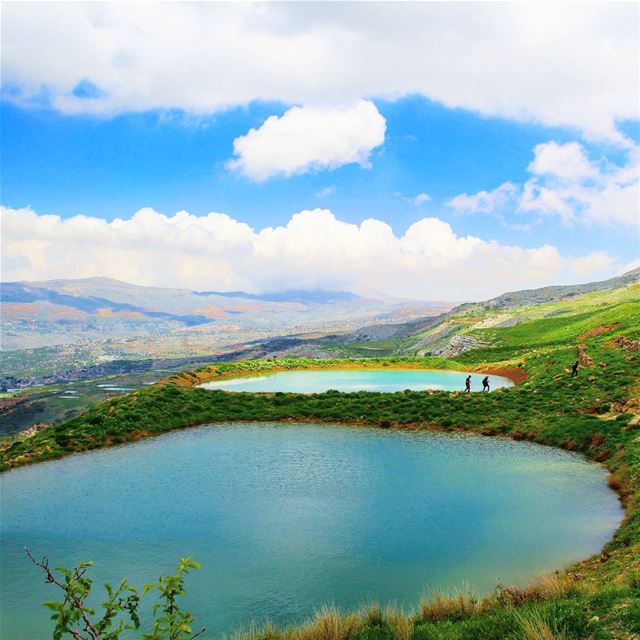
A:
[464,375,471,393]
[571,360,579,377]
[482,376,490,391]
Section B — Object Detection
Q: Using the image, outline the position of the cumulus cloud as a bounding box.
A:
[2,3,638,141]
[523,142,639,226]
[227,101,386,180]
[1,205,618,301]
[448,142,640,227]
[448,183,519,216]
[527,141,597,180]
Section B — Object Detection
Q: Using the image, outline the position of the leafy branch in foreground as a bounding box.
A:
[27,549,205,640]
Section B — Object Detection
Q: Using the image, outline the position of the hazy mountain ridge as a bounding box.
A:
[0,277,452,376]
[1,270,637,379]
[459,267,640,311]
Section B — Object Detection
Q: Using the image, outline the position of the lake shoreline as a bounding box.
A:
[167,358,528,388]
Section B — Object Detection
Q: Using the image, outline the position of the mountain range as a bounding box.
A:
[1,268,637,434]
[0,277,452,377]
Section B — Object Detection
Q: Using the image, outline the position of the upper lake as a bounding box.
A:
[0,422,622,639]
[199,369,514,393]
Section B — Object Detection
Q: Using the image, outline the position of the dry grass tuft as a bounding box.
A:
[228,574,575,640]
[231,621,280,640]
[418,589,477,622]
[295,606,363,640]
[500,573,574,606]
[360,602,384,627]
[384,606,414,640]
[230,607,364,640]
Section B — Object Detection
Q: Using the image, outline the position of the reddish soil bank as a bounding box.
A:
[475,365,528,384]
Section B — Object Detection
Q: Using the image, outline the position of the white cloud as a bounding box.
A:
[227,101,386,180]
[519,180,576,224]
[316,185,336,199]
[448,182,519,215]
[413,193,431,206]
[1,205,618,301]
[521,142,640,226]
[528,141,597,180]
[2,3,638,141]
[395,192,432,207]
[448,142,640,227]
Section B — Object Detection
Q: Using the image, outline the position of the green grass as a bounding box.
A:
[2,285,639,639]
[323,337,413,357]
[459,302,638,360]
[403,283,639,358]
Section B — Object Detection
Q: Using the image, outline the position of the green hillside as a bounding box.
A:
[392,280,640,359]
[313,271,639,362]
[1,279,639,639]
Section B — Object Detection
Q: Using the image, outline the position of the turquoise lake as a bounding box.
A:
[199,369,514,393]
[0,423,623,639]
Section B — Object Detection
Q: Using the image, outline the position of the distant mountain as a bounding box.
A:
[0,277,452,365]
[1,281,212,326]
[2,270,637,383]
[194,289,361,304]
[6,277,363,307]
[1,277,373,317]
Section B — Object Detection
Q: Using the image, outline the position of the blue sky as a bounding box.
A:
[1,2,638,299]
[3,98,636,256]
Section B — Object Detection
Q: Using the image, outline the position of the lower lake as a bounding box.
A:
[199,369,514,393]
[1,423,623,639]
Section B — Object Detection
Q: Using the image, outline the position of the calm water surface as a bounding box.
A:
[199,369,514,393]
[1,423,622,639]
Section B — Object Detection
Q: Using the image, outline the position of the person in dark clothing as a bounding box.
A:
[571,360,579,377]
[482,376,490,391]
[464,375,471,393]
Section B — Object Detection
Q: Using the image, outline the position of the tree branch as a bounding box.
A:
[26,547,99,640]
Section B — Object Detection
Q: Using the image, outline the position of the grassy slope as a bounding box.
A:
[1,284,639,639]
[402,284,640,357]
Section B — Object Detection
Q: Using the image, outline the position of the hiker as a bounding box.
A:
[482,376,490,391]
[464,375,471,393]
[571,360,579,377]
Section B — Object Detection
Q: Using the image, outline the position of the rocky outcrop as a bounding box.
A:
[578,323,621,341]
[402,323,460,355]
[606,335,640,352]
[577,344,595,367]
[436,335,489,359]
